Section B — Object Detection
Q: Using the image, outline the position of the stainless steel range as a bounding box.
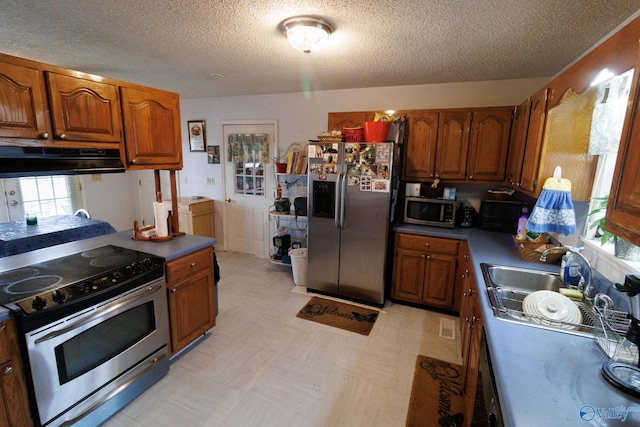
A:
[0,245,169,427]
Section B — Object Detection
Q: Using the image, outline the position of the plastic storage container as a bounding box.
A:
[289,248,308,286]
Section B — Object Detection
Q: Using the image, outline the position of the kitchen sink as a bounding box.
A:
[481,263,599,337]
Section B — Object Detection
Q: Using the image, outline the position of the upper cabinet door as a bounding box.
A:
[46,72,122,144]
[120,86,182,169]
[506,99,532,186]
[436,111,471,180]
[467,108,513,182]
[519,88,548,193]
[0,61,49,140]
[327,112,375,132]
[404,111,439,180]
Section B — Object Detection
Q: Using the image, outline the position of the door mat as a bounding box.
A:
[406,355,466,427]
[296,296,379,335]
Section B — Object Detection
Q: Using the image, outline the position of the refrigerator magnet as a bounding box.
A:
[360,176,372,191]
[372,179,390,192]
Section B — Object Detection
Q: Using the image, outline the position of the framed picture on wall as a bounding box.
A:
[188,120,206,151]
[208,145,220,164]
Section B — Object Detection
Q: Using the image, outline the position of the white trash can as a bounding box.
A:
[289,248,308,286]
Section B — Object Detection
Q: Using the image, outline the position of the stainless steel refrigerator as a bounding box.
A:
[307,141,394,306]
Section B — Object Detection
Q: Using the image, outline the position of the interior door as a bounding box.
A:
[222,121,277,257]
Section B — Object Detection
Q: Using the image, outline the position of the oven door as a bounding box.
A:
[24,277,169,427]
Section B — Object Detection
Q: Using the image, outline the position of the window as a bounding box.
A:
[5,175,82,220]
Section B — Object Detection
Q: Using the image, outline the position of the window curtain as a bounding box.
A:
[588,70,633,155]
[227,133,270,163]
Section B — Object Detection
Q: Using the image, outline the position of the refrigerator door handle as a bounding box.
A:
[335,173,342,228]
[340,172,347,229]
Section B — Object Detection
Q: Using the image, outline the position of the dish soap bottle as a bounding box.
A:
[563,251,582,288]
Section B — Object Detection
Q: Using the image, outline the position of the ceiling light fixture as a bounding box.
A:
[281,17,333,54]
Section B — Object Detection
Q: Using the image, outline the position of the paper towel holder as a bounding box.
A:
[132,191,175,242]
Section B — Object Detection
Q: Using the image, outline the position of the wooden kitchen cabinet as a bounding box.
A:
[505,98,532,186]
[169,197,214,237]
[0,319,33,427]
[605,49,640,247]
[404,111,439,179]
[120,86,182,169]
[165,246,216,356]
[46,71,123,144]
[466,107,512,182]
[458,242,475,367]
[436,110,472,180]
[463,297,483,427]
[518,88,549,193]
[392,233,459,310]
[0,60,49,141]
[327,111,376,131]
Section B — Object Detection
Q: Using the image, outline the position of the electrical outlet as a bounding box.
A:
[206,177,215,185]
[183,176,188,184]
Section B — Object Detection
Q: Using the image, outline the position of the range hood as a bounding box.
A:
[0,146,125,178]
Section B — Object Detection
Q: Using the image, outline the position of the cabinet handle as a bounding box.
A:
[58,133,66,139]
[425,243,430,248]
[190,262,196,268]
[4,365,13,375]
[426,255,431,260]
[421,254,426,259]
[469,175,474,180]
[131,158,138,164]
[172,288,177,293]
[40,132,49,139]
[0,324,5,332]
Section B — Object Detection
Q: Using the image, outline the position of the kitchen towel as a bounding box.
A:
[526,167,576,235]
[153,201,169,237]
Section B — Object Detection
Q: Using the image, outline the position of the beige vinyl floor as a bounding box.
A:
[102,251,462,427]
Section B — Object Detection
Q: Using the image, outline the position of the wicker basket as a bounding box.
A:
[514,238,563,264]
[317,135,343,142]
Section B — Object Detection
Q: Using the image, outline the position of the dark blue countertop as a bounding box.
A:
[394,223,640,426]
[0,215,116,257]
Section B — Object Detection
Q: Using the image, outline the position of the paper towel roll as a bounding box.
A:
[154,202,169,237]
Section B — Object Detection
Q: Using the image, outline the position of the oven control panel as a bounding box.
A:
[16,256,163,314]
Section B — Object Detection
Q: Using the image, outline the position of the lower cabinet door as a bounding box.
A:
[167,268,216,355]
[423,252,457,308]
[392,248,426,303]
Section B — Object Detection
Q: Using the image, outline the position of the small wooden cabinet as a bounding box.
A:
[505,98,532,187]
[0,319,33,427]
[436,110,472,180]
[120,86,182,169]
[165,246,216,356]
[404,111,439,179]
[0,60,49,140]
[457,242,483,426]
[46,71,123,144]
[168,197,214,238]
[518,88,549,194]
[605,49,640,246]
[467,108,512,182]
[327,111,375,131]
[391,233,460,310]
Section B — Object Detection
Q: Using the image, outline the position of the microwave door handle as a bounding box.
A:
[335,174,341,228]
[340,172,347,228]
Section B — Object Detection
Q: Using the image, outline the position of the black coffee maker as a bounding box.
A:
[602,273,640,397]
[273,234,291,260]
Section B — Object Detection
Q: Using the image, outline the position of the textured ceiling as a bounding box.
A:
[1,1,640,99]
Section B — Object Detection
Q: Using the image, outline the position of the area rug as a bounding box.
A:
[296,296,379,335]
[406,355,466,427]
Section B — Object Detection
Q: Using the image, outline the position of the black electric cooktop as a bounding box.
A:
[0,245,164,314]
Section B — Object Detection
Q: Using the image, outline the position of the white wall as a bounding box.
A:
[177,77,549,243]
[81,171,139,231]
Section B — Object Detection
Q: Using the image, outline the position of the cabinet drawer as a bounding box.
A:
[166,247,212,283]
[396,233,459,254]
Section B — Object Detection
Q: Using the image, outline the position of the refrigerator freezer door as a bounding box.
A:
[308,170,341,296]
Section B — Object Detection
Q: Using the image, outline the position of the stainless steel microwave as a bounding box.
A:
[404,197,462,228]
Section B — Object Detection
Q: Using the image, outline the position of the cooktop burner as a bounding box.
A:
[0,245,164,314]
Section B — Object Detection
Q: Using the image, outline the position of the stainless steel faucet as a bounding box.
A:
[540,247,594,299]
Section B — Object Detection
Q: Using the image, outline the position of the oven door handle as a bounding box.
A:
[33,281,164,345]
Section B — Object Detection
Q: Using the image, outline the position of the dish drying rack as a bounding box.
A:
[594,307,637,363]
[489,287,601,335]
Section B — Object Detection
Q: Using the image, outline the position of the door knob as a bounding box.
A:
[225,198,231,204]
[9,200,18,206]
[8,190,15,196]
